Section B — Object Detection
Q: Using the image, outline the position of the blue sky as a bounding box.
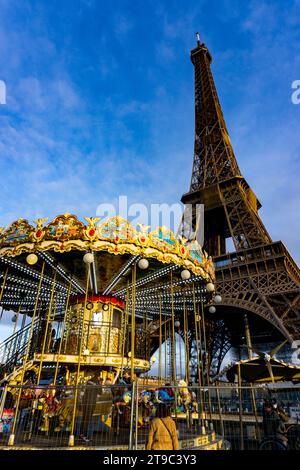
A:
[0,0,299,347]
[0,0,300,264]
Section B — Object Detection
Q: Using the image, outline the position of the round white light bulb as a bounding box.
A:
[214,295,222,304]
[83,252,94,264]
[181,269,191,280]
[138,258,149,270]
[206,282,215,293]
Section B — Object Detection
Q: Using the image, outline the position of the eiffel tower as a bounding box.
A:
[181,35,300,370]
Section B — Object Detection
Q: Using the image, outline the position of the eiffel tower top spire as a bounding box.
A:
[190,37,241,191]
[179,36,300,356]
[181,38,272,255]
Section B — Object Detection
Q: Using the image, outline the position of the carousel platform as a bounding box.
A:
[0,428,223,450]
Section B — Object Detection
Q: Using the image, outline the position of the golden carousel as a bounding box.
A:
[0,214,223,449]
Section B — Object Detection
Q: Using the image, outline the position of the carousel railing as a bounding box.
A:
[0,319,39,378]
[0,319,151,380]
[0,383,299,449]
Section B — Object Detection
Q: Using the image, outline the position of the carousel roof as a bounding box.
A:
[0,214,215,316]
[219,356,300,384]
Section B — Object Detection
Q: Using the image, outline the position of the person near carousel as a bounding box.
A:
[79,371,103,443]
[262,400,288,447]
[146,403,179,450]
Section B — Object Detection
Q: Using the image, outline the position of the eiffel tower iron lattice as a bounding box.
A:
[180,36,300,359]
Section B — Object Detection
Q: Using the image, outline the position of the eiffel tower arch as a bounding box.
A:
[180,36,300,369]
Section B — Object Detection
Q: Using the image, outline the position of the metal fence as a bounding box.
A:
[0,382,299,450]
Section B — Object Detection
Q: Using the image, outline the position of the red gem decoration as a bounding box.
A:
[36,230,43,238]
[141,236,146,243]
[116,237,119,242]
[181,247,185,254]
[89,229,95,237]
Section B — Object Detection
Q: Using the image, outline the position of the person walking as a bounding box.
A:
[146,403,179,450]
[79,372,103,443]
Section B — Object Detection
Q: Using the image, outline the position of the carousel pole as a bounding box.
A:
[143,307,148,383]
[130,263,138,444]
[11,304,22,375]
[159,290,162,385]
[120,281,129,377]
[183,298,190,384]
[0,267,8,306]
[134,379,139,450]
[129,380,136,450]
[36,271,57,384]
[197,305,206,403]
[0,268,8,323]
[170,272,177,386]
[53,279,72,385]
[250,384,260,441]
[0,384,8,422]
[130,263,136,382]
[216,384,224,440]
[243,314,260,440]
[200,297,212,424]
[8,262,45,447]
[192,283,205,434]
[143,309,147,387]
[170,272,178,422]
[68,264,91,447]
[167,320,170,381]
[14,309,29,363]
[117,303,125,381]
[183,298,191,429]
[107,304,112,356]
[237,363,244,450]
[164,317,167,383]
[178,327,182,380]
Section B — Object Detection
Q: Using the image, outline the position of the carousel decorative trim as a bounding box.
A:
[33,353,150,370]
[0,214,215,281]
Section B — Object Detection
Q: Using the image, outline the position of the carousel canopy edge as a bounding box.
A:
[0,214,215,281]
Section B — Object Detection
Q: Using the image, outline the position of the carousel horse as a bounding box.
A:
[53,391,75,433]
[138,391,153,427]
[177,380,192,412]
[39,387,60,433]
[190,391,198,413]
